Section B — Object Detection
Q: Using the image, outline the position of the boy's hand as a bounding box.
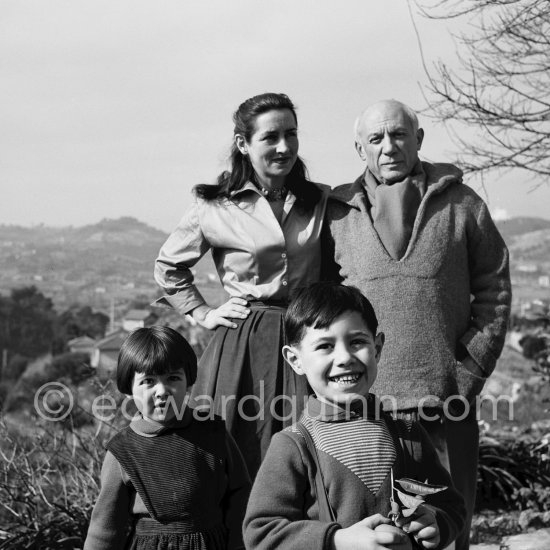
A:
[395,504,440,549]
[332,514,412,550]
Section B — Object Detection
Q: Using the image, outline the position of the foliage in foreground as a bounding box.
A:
[0,421,108,550]
[476,427,550,512]
[1,414,550,547]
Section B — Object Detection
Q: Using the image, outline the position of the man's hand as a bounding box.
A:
[395,504,440,549]
[332,514,412,550]
[460,355,484,378]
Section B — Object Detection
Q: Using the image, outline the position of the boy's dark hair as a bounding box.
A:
[116,326,197,395]
[285,282,378,345]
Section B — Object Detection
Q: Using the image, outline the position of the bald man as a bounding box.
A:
[323,100,511,550]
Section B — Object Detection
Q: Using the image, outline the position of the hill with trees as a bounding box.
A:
[0,217,222,312]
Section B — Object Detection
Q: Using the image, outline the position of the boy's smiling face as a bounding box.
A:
[283,311,384,407]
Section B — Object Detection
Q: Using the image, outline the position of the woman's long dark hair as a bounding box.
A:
[194,92,321,212]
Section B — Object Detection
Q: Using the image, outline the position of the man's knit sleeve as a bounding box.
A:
[243,431,340,550]
[459,194,511,377]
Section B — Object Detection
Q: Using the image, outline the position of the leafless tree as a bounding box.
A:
[414,0,550,181]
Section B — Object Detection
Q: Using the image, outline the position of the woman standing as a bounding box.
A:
[154,92,328,476]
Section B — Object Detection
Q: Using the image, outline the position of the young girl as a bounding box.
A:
[84,326,251,550]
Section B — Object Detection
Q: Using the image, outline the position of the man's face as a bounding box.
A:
[356,101,424,184]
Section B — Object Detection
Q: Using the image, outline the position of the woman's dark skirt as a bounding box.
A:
[189,303,309,477]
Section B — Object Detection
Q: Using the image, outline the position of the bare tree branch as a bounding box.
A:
[413,0,550,179]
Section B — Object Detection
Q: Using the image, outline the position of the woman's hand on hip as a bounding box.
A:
[191,298,250,330]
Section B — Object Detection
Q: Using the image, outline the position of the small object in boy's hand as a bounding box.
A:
[395,478,447,495]
[393,477,448,517]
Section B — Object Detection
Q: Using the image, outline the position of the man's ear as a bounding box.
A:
[355,140,367,161]
[282,345,304,376]
[416,128,424,151]
[235,134,247,155]
[374,332,385,362]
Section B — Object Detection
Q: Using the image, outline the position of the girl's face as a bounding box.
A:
[131,368,188,424]
[235,108,298,188]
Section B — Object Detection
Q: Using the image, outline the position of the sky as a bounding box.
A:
[2,0,549,232]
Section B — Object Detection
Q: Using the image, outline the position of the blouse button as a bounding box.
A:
[281,253,287,259]
[282,280,288,286]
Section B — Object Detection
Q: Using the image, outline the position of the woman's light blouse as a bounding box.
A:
[154,182,329,314]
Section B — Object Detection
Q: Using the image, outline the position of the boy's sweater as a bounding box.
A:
[323,162,511,410]
[243,396,465,550]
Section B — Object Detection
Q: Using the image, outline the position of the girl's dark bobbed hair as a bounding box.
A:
[116,326,197,395]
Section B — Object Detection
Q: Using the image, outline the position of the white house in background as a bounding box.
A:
[122,309,158,332]
[67,336,96,357]
[508,330,524,353]
[91,330,129,378]
[518,264,537,273]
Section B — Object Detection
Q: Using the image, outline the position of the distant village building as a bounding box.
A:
[508,330,524,353]
[518,264,538,273]
[122,309,158,332]
[67,336,96,358]
[538,275,550,288]
[91,330,128,379]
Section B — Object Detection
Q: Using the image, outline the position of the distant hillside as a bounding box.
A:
[0,217,221,311]
[496,217,550,262]
[1,215,549,312]
[496,217,550,241]
[493,217,550,305]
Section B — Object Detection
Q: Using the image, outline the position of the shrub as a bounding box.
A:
[520,335,547,359]
[0,421,111,549]
[476,430,550,511]
[45,352,94,385]
[3,355,29,382]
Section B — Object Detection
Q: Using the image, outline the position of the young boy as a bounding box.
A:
[243,283,465,550]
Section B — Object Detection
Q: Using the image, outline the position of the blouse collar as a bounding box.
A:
[231,181,296,203]
[230,181,296,223]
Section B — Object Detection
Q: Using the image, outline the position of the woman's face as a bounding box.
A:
[236,108,298,188]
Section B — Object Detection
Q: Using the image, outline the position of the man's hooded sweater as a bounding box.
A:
[323,162,511,411]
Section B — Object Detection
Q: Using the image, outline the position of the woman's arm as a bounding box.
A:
[154,199,250,329]
[154,199,211,315]
[83,451,131,550]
